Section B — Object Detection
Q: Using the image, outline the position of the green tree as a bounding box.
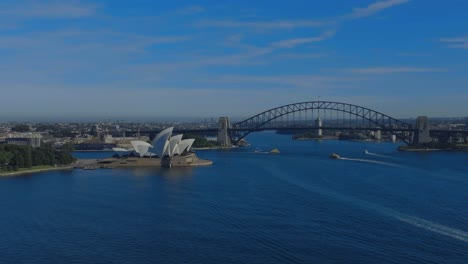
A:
[24,146,32,168]
[183,134,217,148]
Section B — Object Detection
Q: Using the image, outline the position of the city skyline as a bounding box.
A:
[0,0,467,120]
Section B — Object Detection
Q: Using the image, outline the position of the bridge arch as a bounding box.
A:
[231,101,413,144]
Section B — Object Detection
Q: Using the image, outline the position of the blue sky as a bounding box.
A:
[0,0,466,120]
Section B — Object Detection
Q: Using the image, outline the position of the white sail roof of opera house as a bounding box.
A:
[178,139,195,154]
[168,134,183,156]
[131,140,152,157]
[151,127,173,158]
[151,127,173,146]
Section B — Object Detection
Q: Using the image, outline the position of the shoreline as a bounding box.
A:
[74,150,114,152]
[398,147,468,152]
[192,146,238,150]
[0,166,73,177]
[399,144,468,152]
[293,136,338,141]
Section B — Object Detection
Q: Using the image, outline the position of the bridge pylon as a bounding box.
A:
[217,117,232,146]
[315,117,322,137]
[414,116,431,144]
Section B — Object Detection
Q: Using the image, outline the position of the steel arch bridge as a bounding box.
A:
[230,101,413,144]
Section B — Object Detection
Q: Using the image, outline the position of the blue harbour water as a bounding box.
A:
[1,131,467,263]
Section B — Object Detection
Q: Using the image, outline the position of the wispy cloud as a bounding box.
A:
[0,0,97,19]
[0,30,189,52]
[109,30,333,76]
[197,19,329,29]
[197,0,410,30]
[347,67,445,74]
[210,30,334,64]
[439,36,468,49]
[276,53,327,59]
[178,5,205,15]
[397,52,430,57]
[156,30,335,67]
[271,30,335,48]
[206,74,365,89]
[345,0,410,19]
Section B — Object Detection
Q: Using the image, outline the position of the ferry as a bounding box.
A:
[329,153,340,159]
[269,148,280,154]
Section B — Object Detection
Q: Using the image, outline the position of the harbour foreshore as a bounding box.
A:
[1,153,213,177]
[0,166,74,177]
[192,145,238,150]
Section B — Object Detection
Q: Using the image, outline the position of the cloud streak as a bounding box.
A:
[271,30,335,48]
[137,30,335,68]
[0,0,97,19]
[197,19,330,29]
[205,74,365,89]
[347,67,446,74]
[345,0,410,19]
[439,36,468,49]
[197,0,410,30]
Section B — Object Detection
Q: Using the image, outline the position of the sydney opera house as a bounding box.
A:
[112,127,195,158]
[107,127,210,167]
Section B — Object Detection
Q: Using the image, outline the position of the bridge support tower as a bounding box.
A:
[315,117,322,137]
[414,116,431,144]
[217,117,232,146]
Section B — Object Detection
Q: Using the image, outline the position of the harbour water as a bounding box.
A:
[1,131,467,263]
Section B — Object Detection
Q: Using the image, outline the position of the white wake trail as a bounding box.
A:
[265,166,468,244]
[364,150,400,160]
[338,157,402,168]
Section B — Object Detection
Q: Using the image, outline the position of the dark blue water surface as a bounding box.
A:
[1,132,468,264]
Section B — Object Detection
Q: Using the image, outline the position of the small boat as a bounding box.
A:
[330,153,340,159]
[269,148,280,154]
[364,149,369,154]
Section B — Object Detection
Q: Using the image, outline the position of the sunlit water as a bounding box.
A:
[1,131,467,263]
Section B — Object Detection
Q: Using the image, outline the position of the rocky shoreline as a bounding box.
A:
[0,166,73,177]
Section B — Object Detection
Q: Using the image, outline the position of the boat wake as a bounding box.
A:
[338,157,402,168]
[364,150,399,160]
[250,150,272,154]
[265,166,468,244]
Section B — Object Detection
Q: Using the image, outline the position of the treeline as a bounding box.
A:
[0,143,76,172]
[183,134,218,148]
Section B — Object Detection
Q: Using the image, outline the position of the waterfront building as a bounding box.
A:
[112,127,195,158]
[5,133,42,148]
